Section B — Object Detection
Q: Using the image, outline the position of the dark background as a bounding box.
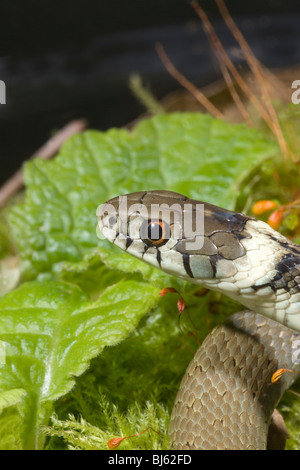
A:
[1,0,300,185]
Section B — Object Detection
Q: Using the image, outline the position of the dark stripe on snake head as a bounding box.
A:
[209,254,224,278]
[113,232,120,244]
[156,249,161,267]
[182,252,194,278]
[126,237,133,249]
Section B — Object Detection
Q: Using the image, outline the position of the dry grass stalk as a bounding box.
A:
[214,0,294,161]
[155,42,224,119]
[156,0,294,163]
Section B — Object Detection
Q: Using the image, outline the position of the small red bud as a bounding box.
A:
[177,298,186,315]
[267,208,284,230]
[107,437,125,449]
[252,200,278,215]
[159,287,178,296]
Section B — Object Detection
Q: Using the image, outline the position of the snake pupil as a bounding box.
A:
[148,222,162,241]
[141,219,168,246]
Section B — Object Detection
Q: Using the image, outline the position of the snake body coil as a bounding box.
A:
[98,190,300,450]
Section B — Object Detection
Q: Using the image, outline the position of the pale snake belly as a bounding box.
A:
[98,190,300,450]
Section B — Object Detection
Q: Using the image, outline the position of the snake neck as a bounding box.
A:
[190,218,300,332]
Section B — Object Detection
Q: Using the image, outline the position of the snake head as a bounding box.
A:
[97,190,200,278]
[97,189,250,281]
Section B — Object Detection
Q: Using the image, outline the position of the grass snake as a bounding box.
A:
[98,190,300,450]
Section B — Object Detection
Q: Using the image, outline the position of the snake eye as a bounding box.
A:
[141,219,169,247]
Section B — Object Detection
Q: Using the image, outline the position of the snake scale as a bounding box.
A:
[98,190,300,450]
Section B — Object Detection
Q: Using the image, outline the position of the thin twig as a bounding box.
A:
[190,1,282,144]
[219,59,253,126]
[177,314,196,356]
[215,0,293,161]
[0,119,87,207]
[155,42,224,119]
[288,389,300,399]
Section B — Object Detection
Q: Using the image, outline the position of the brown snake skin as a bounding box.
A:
[98,190,300,450]
[169,311,300,450]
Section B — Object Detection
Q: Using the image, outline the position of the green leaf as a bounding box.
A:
[0,407,24,450]
[0,256,20,297]
[57,248,126,297]
[0,388,26,414]
[0,212,12,260]
[0,279,159,449]
[0,388,26,450]
[8,113,277,281]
